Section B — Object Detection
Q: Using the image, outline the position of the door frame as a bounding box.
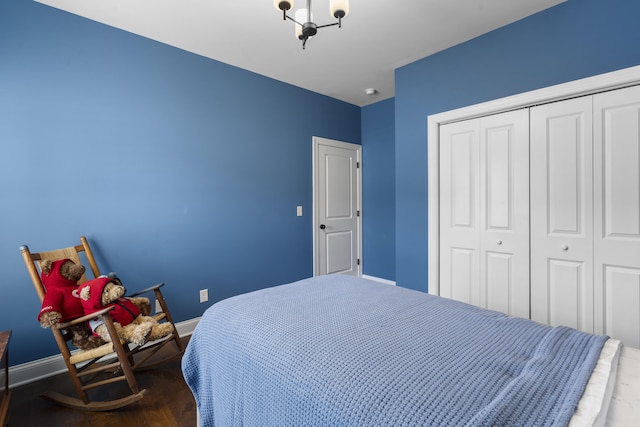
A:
[312,136,362,277]
[427,65,640,296]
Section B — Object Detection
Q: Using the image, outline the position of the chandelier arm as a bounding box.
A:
[315,22,340,30]
[285,14,304,26]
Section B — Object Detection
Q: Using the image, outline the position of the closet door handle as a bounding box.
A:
[561,244,569,251]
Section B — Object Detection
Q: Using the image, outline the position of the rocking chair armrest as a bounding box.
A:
[55,306,115,330]
[128,282,165,297]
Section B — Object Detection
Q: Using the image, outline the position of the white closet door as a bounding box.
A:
[593,86,640,347]
[479,110,530,318]
[440,110,529,317]
[439,119,480,306]
[530,97,594,332]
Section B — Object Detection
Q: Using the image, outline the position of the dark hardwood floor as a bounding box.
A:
[8,338,196,427]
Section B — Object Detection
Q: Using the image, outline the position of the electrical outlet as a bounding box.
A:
[199,289,209,303]
[297,205,303,216]
[155,299,163,313]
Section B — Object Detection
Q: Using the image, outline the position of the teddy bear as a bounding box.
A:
[38,259,106,350]
[78,276,174,347]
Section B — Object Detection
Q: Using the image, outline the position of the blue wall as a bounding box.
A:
[361,98,395,281]
[0,0,360,365]
[395,0,640,292]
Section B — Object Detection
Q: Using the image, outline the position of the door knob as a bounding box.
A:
[320,224,326,230]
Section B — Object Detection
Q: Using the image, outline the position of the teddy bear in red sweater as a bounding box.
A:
[78,276,173,347]
[38,258,105,350]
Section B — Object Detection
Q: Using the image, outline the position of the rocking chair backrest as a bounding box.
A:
[21,236,101,303]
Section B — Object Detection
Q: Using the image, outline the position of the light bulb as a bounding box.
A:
[329,0,349,19]
[294,8,312,39]
[273,0,293,11]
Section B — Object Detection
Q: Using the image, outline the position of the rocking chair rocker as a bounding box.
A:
[20,236,184,411]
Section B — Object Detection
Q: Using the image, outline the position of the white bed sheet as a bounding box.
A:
[571,339,621,426]
[605,344,640,426]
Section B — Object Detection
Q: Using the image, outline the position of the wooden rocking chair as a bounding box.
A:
[20,236,184,411]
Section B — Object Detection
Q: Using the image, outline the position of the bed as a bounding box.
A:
[182,275,640,426]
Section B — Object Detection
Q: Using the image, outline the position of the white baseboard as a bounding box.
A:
[9,317,201,388]
[362,274,396,286]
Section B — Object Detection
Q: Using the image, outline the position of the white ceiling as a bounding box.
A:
[35,0,565,106]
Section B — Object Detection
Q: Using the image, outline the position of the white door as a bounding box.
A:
[313,137,361,276]
[530,96,594,332]
[439,118,480,305]
[479,111,530,318]
[439,109,529,318]
[593,86,640,347]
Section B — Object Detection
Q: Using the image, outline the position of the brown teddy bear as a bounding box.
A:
[78,276,174,347]
[38,259,106,350]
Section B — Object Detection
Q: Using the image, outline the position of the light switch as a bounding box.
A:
[297,206,303,216]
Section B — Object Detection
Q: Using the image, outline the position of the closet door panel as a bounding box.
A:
[439,119,480,305]
[603,266,640,348]
[450,248,475,303]
[480,110,529,318]
[485,252,513,315]
[594,85,640,345]
[548,259,585,330]
[530,97,594,332]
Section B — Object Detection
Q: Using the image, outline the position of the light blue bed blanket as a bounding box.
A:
[182,275,607,427]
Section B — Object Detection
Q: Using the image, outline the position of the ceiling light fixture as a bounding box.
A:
[273,0,349,50]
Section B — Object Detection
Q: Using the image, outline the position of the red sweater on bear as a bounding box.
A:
[38,259,85,324]
[79,277,140,331]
